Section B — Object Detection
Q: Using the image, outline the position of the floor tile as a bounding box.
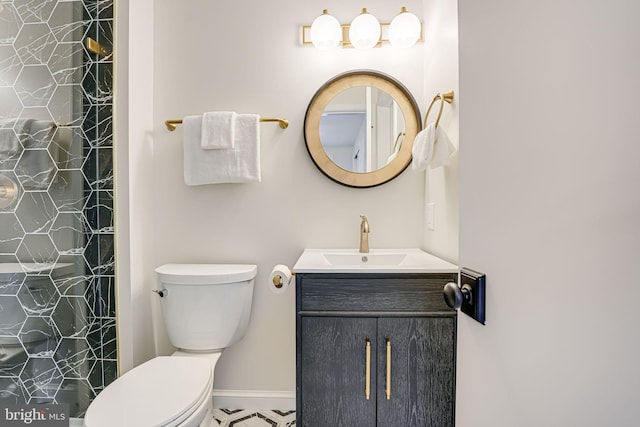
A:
[212,409,296,427]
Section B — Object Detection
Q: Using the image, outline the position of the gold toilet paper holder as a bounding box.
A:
[272,271,295,289]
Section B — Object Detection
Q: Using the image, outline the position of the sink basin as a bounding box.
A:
[293,248,458,273]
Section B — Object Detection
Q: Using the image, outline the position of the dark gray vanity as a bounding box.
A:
[295,269,457,426]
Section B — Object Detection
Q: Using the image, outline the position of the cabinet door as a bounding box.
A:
[377,317,455,427]
[300,317,377,427]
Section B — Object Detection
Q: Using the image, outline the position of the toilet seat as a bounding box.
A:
[84,356,213,427]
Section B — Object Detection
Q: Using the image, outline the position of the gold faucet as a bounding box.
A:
[359,214,370,253]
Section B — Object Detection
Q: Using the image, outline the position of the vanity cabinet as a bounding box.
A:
[296,273,457,427]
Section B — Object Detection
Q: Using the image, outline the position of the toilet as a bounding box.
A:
[83,264,257,427]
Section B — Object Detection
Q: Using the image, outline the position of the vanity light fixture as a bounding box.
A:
[389,7,421,48]
[349,8,381,49]
[310,9,342,49]
[302,6,423,49]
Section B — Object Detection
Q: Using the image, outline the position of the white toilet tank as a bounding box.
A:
[154,264,257,351]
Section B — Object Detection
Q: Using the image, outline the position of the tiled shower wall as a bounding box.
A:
[0,0,115,417]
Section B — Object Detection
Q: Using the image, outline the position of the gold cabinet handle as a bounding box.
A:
[385,338,391,400]
[365,338,371,400]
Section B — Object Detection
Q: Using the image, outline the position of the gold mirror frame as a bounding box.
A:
[304,70,421,188]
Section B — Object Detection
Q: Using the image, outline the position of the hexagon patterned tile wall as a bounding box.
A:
[0,0,115,417]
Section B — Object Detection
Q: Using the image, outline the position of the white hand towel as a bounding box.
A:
[0,118,31,163]
[184,113,260,185]
[11,120,56,190]
[429,126,457,169]
[411,123,436,171]
[201,111,236,149]
[26,120,55,148]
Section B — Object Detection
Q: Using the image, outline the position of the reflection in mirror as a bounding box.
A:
[304,70,420,188]
[320,87,406,173]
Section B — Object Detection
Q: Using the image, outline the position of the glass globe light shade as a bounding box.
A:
[349,8,381,49]
[310,10,342,50]
[389,7,421,48]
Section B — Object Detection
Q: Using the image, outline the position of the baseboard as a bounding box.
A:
[212,389,296,411]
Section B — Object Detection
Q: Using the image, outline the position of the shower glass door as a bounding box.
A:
[0,0,116,418]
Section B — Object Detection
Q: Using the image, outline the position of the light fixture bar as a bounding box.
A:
[301,22,423,48]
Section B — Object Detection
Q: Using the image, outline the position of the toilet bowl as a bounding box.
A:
[84,264,257,427]
[83,356,217,427]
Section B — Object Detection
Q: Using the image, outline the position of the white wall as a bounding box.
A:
[115,0,157,373]
[150,0,427,395]
[422,0,459,262]
[457,1,640,425]
[120,0,640,421]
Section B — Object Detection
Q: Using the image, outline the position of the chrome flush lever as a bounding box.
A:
[152,289,168,298]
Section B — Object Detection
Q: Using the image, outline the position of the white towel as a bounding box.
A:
[411,123,436,171]
[2,119,56,189]
[201,111,236,149]
[25,120,55,148]
[184,114,260,185]
[0,118,32,161]
[411,123,456,170]
[429,126,456,169]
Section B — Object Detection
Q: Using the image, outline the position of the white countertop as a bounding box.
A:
[293,248,458,274]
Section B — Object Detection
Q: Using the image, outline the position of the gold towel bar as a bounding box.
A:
[164,117,289,132]
[423,90,454,128]
[86,37,112,58]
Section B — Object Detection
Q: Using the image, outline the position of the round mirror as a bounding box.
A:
[304,70,421,188]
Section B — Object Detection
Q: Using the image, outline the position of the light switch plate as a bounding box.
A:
[426,202,435,230]
[460,268,486,325]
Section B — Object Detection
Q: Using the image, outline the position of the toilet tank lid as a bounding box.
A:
[155,263,257,284]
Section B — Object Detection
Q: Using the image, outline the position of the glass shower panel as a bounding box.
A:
[0,0,115,417]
